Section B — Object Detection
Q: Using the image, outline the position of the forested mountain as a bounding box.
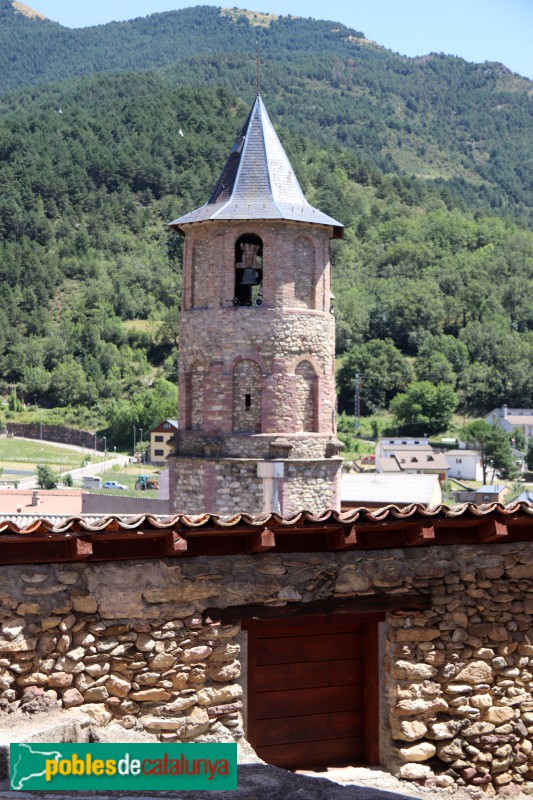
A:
[0,2,532,436]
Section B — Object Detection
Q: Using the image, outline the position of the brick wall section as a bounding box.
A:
[177,219,335,439]
[293,235,315,309]
[2,543,533,793]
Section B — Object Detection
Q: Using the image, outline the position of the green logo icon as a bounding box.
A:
[10,743,237,791]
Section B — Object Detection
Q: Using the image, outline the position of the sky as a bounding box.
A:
[29,0,533,80]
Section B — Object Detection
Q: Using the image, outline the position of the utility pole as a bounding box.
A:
[133,426,136,458]
[354,373,363,434]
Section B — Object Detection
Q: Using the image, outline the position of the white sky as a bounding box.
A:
[30,0,533,80]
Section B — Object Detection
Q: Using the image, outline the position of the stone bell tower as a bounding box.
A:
[168,95,344,516]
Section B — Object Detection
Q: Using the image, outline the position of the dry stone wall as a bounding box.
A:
[1,542,533,794]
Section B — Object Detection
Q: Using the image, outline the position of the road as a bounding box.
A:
[6,438,131,490]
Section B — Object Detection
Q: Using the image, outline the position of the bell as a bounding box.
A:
[240,267,260,286]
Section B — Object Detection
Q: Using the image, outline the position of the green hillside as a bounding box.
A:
[0,2,532,439]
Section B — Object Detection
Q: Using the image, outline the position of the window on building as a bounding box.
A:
[155,435,164,442]
[234,234,263,307]
[154,449,164,456]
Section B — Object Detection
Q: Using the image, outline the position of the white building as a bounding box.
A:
[376,438,429,457]
[341,473,442,509]
[445,449,483,481]
[486,406,533,439]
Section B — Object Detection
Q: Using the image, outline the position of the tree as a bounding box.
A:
[462,420,518,483]
[526,439,533,472]
[36,464,58,490]
[390,381,458,435]
[336,339,413,414]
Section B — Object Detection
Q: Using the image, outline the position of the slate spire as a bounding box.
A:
[169,95,343,237]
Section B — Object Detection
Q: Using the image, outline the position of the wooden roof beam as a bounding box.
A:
[403,522,436,546]
[247,529,276,553]
[327,526,357,550]
[477,519,508,542]
[205,592,431,624]
[163,531,188,555]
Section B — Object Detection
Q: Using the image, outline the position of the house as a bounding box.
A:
[375,446,449,482]
[149,419,179,465]
[474,484,509,504]
[376,437,429,456]
[445,449,482,481]
[486,405,533,439]
[167,94,343,516]
[341,472,442,508]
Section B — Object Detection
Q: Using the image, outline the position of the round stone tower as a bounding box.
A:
[168,95,344,516]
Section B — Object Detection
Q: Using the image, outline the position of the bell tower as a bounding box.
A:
[168,95,344,516]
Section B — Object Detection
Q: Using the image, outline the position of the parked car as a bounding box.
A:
[103,480,128,490]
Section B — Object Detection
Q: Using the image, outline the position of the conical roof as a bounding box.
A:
[169,95,344,238]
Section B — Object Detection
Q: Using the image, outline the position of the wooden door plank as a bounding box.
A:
[256,683,363,719]
[256,709,364,747]
[255,657,364,691]
[258,736,364,769]
[257,632,361,665]
[364,622,380,766]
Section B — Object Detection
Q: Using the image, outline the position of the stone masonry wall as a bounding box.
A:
[170,457,342,515]
[2,542,533,793]
[6,424,102,450]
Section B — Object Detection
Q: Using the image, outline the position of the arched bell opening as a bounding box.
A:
[234,233,263,307]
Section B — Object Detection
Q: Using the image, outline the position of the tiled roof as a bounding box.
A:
[0,490,83,515]
[0,502,533,564]
[169,95,343,237]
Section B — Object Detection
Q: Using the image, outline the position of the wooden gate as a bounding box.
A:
[244,613,381,769]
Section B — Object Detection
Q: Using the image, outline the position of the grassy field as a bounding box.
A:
[0,438,106,473]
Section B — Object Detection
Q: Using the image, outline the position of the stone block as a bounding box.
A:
[398,742,436,762]
[485,706,514,724]
[398,763,432,780]
[197,684,243,707]
[62,688,84,708]
[71,595,97,613]
[392,661,437,680]
[455,661,493,684]
[130,688,171,702]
